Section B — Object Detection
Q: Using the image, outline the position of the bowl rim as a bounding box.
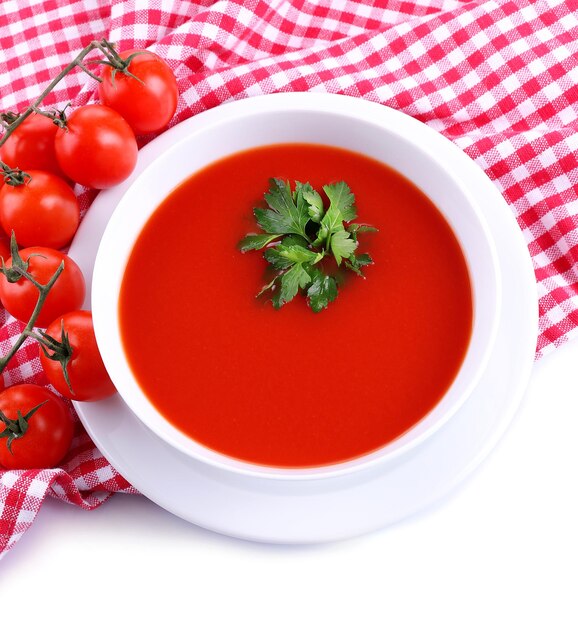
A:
[91,92,502,481]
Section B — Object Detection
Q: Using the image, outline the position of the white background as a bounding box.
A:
[0,335,576,624]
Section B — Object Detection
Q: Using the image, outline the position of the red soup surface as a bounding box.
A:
[119,144,472,468]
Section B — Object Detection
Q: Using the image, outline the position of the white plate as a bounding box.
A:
[69,99,537,544]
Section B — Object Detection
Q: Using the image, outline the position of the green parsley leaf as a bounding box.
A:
[263,248,294,270]
[279,263,311,306]
[347,223,379,242]
[330,229,357,266]
[302,187,324,223]
[313,181,358,251]
[314,200,342,247]
[345,252,374,276]
[254,178,311,239]
[323,181,357,222]
[271,283,284,309]
[264,241,322,270]
[238,233,281,252]
[256,275,279,297]
[240,179,376,312]
[307,268,338,313]
[281,234,311,248]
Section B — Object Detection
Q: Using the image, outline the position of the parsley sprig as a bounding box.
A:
[239,178,377,312]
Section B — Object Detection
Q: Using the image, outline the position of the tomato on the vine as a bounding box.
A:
[0,384,73,469]
[39,310,116,402]
[0,247,85,327]
[0,113,68,180]
[54,104,138,189]
[98,49,178,135]
[0,171,79,249]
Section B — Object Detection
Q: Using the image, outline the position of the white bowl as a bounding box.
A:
[92,93,501,480]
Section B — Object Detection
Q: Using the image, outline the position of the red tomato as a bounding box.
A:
[54,105,138,189]
[0,384,73,469]
[0,171,79,249]
[98,49,178,135]
[0,113,68,179]
[0,247,85,327]
[39,310,116,402]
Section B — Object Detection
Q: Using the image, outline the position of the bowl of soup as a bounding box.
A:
[91,93,501,479]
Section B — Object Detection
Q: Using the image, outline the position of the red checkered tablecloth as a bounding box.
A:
[1,0,577,559]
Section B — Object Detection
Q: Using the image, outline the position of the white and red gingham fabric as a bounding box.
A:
[1,0,577,558]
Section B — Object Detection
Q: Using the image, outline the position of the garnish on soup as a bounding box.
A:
[239,179,377,312]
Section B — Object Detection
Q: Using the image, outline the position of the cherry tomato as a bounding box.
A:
[98,49,178,135]
[0,113,68,179]
[0,247,85,327]
[39,310,116,402]
[0,384,73,469]
[0,171,79,249]
[54,104,138,189]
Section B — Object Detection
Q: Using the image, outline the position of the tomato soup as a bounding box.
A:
[119,144,472,468]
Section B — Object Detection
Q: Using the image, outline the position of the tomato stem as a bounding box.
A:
[76,62,101,82]
[88,42,146,86]
[1,164,31,186]
[31,104,70,129]
[0,112,19,128]
[91,40,125,68]
[28,321,75,395]
[0,401,48,453]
